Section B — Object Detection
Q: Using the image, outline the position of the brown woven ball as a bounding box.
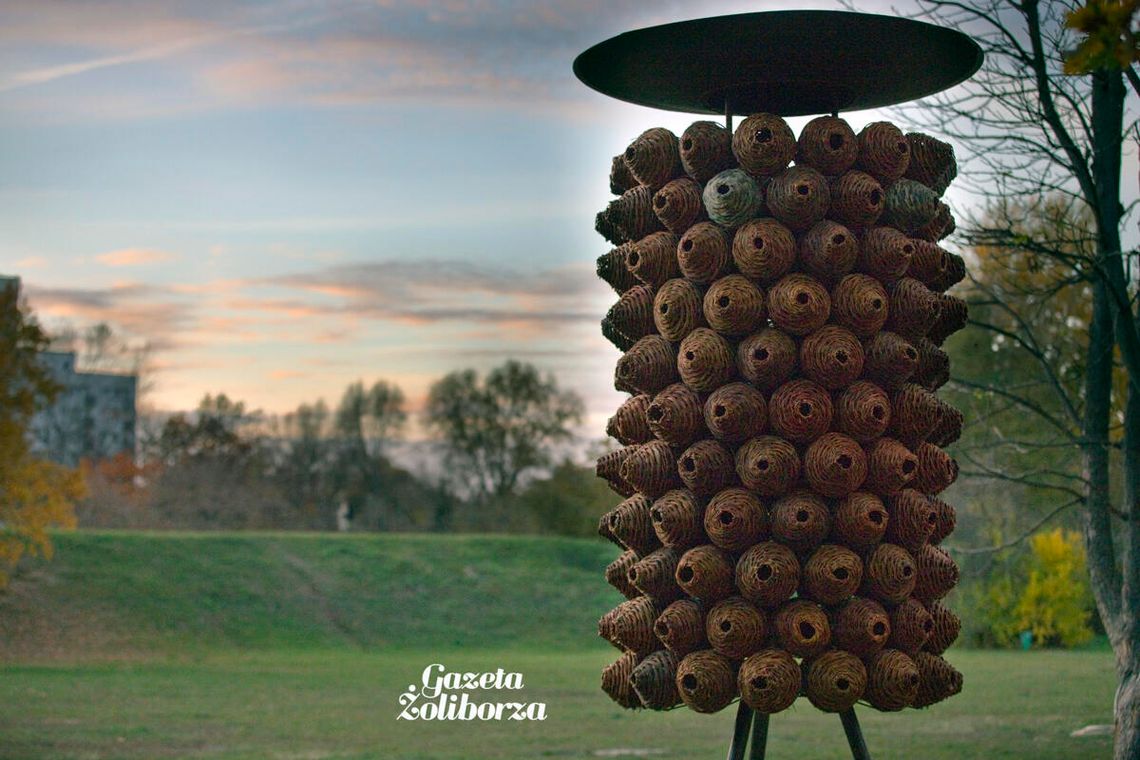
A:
[930,250,966,293]
[797,115,858,175]
[606,549,641,599]
[653,278,706,342]
[928,293,968,345]
[804,432,868,498]
[799,220,859,285]
[707,596,769,660]
[914,201,956,243]
[863,543,918,605]
[834,381,892,443]
[802,544,864,605]
[907,240,952,290]
[677,222,733,284]
[631,649,682,710]
[770,490,832,553]
[768,273,831,335]
[912,442,958,495]
[597,447,638,498]
[736,436,801,497]
[737,328,798,391]
[607,394,654,446]
[676,544,736,602]
[630,547,683,603]
[774,599,831,658]
[655,598,707,656]
[703,274,766,336]
[863,331,919,389]
[829,170,886,230]
[804,649,867,712]
[928,497,957,545]
[651,489,707,550]
[605,284,656,351]
[887,277,941,340]
[704,487,769,552]
[832,492,889,551]
[739,649,801,714]
[890,383,942,443]
[865,437,919,496]
[929,399,963,447]
[610,154,638,196]
[856,122,911,183]
[732,217,797,283]
[704,382,767,444]
[832,273,889,338]
[606,492,660,556]
[608,596,663,655]
[597,243,640,295]
[912,337,950,391]
[676,650,738,713]
[904,132,957,196]
[769,379,833,444]
[888,597,934,655]
[678,439,739,498]
[681,120,735,184]
[647,383,706,447]
[885,489,937,552]
[913,544,959,602]
[624,127,682,189]
[653,177,705,233]
[865,649,920,711]
[912,652,963,708]
[598,185,665,245]
[925,601,961,655]
[832,597,891,658]
[737,541,801,608]
[704,169,766,228]
[601,651,641,709]
[621,439,682,499]
[615,335,678,395]
[627,231,681,288]
[800,325,865,390]
[882,179,940,236]
[767,166,831,232]
[733,113,796,176]
[859,227,916,285]
[678,328,736,392]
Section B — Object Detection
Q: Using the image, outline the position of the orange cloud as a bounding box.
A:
[96,248,177,267]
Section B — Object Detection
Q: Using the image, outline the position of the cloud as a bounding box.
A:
[95,248,178,267]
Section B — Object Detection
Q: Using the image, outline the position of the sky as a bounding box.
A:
[0,0,1077,439]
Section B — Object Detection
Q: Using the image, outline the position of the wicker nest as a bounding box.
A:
[770,490,832,554]
[904,133,957,196]
[624,127,682,189]
[599,508,620,547]
[805,432,868,498]
[703,274,766,336]
[928,497,957,545]
[653,177,706,233]
[680,120,735,184]
[907,240,951,290]
[653,278,706,342]
[912,652,963,708]
[739,649,801,714]
[829,170,885,230]
[799,220,859,285]
[863,543,918,605]
[856,122,911,183]
[802,544,864,605]
[831,274,889,338]
[607,393,653,446]
[704,169,765,229]
[888,597,933,655]
[832,597,891,658]
[704,487,769,552]
[676,545,736,602]
[707,596,769,660]
[597,185,665,245]
[885,489,937,552]
[733,113,796,176]
[865,437,919,496]
[630,547,683,603]
[865,649,920,711]
[914,201,956,243]
[606,493,659,556]
[604,284,655,351]
[655,598,707,656]
[929,399,964,446]
[887,277,940,340]
[912,442,958,495]
[797,115,858,176]
[736,541,801,608]
[913,544,959,602]
[631,649,682,710]
[767,166,831,232]
[601,651,641,709]
[676,650,738,714]
[597,243,640,295]
[928,294,969,345]
[800,325,865,390]
[610,154,637,196]
[805,649,867,713]
[615,335,678,396]
[732,217,797,283]
[736,435,801,497]
[890,383,942,444]
[774,599,831,658]
[651,489,707,550]
[925,601,961,655]
[834,381,892,443]
[647,383,706,447]
[832,492,889,551]
[621,439,682,499]
[912,337,950,391]
[860,226,916,285]
[930,250,966,293]
[769,379,834,444]
[607,596,663,655]
[678,439,739,498]
[677,222,733,284]
[704,382,767,445]
[627,231,681,288]
[881,179,940,236]
[677,328,735,393]
[596,447,638,498]
[863,332,919,390]
[606,549,641,599]
[737,328,798,391]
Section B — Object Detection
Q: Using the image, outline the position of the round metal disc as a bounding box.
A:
[573,11,983,117]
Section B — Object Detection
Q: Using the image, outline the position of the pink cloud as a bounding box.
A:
[95,248,177,267]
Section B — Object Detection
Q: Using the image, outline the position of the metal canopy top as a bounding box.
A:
[572,11,983,117]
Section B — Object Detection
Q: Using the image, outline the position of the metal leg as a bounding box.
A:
[726,701,753,760]
[748,711,769,760]
[839,708,872,760]
[725,94,733,134]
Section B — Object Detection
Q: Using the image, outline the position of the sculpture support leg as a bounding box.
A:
[839,708,872,760]
[726,701,753,760]
[748,710,769,760]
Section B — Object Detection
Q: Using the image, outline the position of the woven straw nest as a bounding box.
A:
[606,550,640,599]
[627,231,681,288]
[676,650,738,713]
[631,650,682,710]
[929,294,969,345]
[704,169,765,228]
[835,381,892,443]
[597,243,640,295]
[736,541,801,608]
[605,493,659,555]
[888,597,934,655]
[767,166,831,232]
[887,277,941,340]
[829,170,885,230]
[912,442,959,495]
[912,652,963,708]
[739,649,801,714]
[863,332,919,390]
[832,491,889,551]
[832,597,891,658]
[800,325,865,390]
[774,599,831,658]
[805,432,868,498]
[913,337,951,391]
[655,598,707,656]
[704,382,767,444]
[768,274,831,336]
[904,132,957,196]
[832,273,889,338]
[890,383,942,443]
[647,383,706,447]
[604,596,663,655]
[653,278,706,343]
[677,222,732,284]
[596,447,637,497]
[621,439,682,499]
[604,284,655,352]
[929,400,964,447]
[881,179,940,236]
[601,652,641,709]
[630,547,683,603]
[925,601,962,655]
[678,439,739,498]
[597,186,664,245]
[931,250,966,293]
[799,220,859,285]
[928,497,957,545]
[650,488,706,550]
[865,649,920,711]
[771,490,832,554]
[863,543,918,604]
[885,489,937,552]
[610,154,637,196]
[736,436,801,497]
[624,127,682,189]
[703,274,766,336]
[907,240,953,291]
[676,544,736,602]
[860,226,916,285]
[733,217,797,283]
[680,121,735,184]
[733,112,796,176]
[769,378,833,444]
[805,649,867,713]
[704,487,769,552]
[737,328,798,391]
[607,393,653,446]
[678,328,736,393]
[856,121,911,183]
[915,201,956,243]
[913,544,959,602]
[615,335,678,395]
[653,177,706,233]
[803,543,864,605]
[797,115,858,176]
[707,596,768,660]
[865,437,919,496]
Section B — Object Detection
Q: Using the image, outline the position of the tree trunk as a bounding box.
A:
[1118,657,1140,760]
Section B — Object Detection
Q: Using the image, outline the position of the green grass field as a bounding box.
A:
[0,531,1119,759]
